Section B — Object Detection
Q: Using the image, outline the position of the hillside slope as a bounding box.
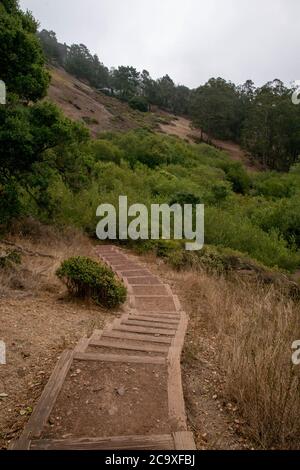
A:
[47,66,171,137]
[48,66,257,170]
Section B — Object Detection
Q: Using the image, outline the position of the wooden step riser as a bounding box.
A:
[122,319,178,330]
[74,352,166,365]
[130,312,181,320]
[120,270,152,277]
[128,315,180,325]
[89,338,169,354]
[30,431,196,450]
[113,325,176,336]
[102,331,172,344]
[30,434,175,450]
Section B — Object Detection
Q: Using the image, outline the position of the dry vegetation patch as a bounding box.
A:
[0,220,118,449]
[140,253,300,449]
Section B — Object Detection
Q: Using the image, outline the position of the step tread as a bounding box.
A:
[129,315,180,324]
[114,324,176,336]
[122,319,178,330]
[74,351,166,364]
[89,338,169,353]
[102,331,172,344]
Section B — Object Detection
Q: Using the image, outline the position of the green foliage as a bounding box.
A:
[0,101,89,220]
[241,80,300,170]
[0,1,50,102]
[1,2,299,275]
[209,183,231,204]
[0,180,21,226]
[191,78,243,141]
[252,173,297,199]
[169,192,201,206]
[129,96,149,112]
[223,162,251,194]
[65,44,109,89]
[56,256,127,308]
[89,140,122,165]
[0,249,21,268]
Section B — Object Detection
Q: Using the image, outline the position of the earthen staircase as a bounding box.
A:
[10,245,196,450]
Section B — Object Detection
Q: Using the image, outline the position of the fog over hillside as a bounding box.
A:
[20,0,300,87]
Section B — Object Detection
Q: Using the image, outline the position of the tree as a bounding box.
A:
[0,101,89,179]
[0,0,50,102]
[191,78,241,140]
[38,29,68,66]
[0,3,91,223]
[65,43,109,88]
[111,66,140,101]
[156,75,175,110]
[242,80,300,170]
[172,85,191,115]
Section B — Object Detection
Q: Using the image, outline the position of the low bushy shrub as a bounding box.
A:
[129,96,149,112]
[56,256,127,308]
[0,250,21,268]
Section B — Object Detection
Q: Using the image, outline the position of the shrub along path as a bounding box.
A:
[10,245,195,450]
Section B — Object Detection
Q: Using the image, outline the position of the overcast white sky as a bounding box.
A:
[19,0,300,88]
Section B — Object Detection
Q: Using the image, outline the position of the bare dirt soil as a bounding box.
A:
[160,116,262,171]
[48,66,169,137]
[0,223,118,449]
[43,361,169,439]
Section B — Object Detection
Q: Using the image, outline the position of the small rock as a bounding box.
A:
[17,368,26,378]
[116,386,125,396]
[21,351,30,358]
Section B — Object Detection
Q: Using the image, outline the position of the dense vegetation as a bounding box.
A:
[1,1,300,275]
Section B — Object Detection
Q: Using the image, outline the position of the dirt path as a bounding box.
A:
[10,246,195,450]
[160,117,261,171]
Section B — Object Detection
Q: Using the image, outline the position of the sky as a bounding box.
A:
[19,0,300,89]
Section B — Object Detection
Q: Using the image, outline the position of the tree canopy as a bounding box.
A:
[0,0,50,102]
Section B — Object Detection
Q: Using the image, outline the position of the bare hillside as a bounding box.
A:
[48,66,259,170]
[47,66,170,137]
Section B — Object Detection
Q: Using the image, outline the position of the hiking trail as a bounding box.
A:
[10,245,196,450]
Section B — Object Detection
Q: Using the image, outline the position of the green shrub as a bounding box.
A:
[169,191,201,206]
[0,182,21,227]
[89,140,122,165]
[252,173,297,199]
[0,250,22,268]
[224,162,251,194]
[129,96,149,112]
[56,256,127,308]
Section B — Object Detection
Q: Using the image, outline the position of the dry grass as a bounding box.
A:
[0,218,98,297]
[143,253,300,449]
[0,219,115,448]
[181,271,300,449]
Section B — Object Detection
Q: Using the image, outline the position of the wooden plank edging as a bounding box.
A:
[9,349,74,449]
